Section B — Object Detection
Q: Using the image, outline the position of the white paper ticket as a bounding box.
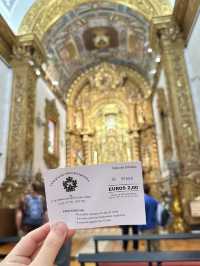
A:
[44,162,146,229]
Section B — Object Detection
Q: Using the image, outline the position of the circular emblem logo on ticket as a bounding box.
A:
[63,176,78,192]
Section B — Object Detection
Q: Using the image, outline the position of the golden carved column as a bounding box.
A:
[6,35,46,183]
[66,133,76,166]
[155,17,200,175]
[154,17,200,231]
[67,104,74,131]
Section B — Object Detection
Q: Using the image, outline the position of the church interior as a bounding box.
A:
[1,0,200,264]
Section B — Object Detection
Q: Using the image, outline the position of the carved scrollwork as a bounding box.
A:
[12,34,46,67]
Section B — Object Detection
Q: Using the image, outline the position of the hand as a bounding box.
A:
[1,222,75,266]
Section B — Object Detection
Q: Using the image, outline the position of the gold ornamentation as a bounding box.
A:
[174,0,200,41]
[66,62,160,183]
[19,0,172,40]
[89,63,125,90]
[6,35,46,182]
[181,172,200,226]
[0,181,25,208]
[154,16,200,228]
[0,16,15,64]
[13,34,46,67]
[44,99,60,168]
[156,18,200,175]
[0,34,46,208]
[6,63,37,182]
[170,183,188,233]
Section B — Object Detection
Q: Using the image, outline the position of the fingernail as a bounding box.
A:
[51,222,68,237]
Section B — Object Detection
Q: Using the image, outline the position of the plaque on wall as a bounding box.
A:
[190,200,200,218]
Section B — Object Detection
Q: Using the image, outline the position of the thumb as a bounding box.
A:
[31,222,69,266]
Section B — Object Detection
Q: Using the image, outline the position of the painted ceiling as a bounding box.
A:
[43,1,150,91]
[43,2,155,94]
[0,0,175,98]
[0,0,175,34]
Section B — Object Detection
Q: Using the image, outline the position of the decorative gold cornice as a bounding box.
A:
[13,34,46,66]
[19,0,173,40]
[174,0,200,42]
[67,62,153,105]
[0,15,15,63]
[151,15,181,47]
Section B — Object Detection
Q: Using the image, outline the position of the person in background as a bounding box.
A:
[139,183,159,251]
[15,183,47,235]
[120,225,138,251]
[0,222,75,266]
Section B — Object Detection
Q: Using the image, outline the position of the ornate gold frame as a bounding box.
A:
[44,99,60,168]
[19,0,172,39]
[66,63,160,183]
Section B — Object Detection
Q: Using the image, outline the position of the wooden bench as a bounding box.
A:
[93,233,200,252]
[0,237,20,258]
[0,237,19,245]
[78,251,200,266]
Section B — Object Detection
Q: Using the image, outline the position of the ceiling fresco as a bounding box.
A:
[42,1,159,96]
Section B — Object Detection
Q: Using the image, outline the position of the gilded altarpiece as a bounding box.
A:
[66,63,160,182]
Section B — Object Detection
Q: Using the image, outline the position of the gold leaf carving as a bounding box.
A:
[19,0,172,40]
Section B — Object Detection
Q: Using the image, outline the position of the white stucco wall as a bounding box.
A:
[154,70,168,175]
[154,69,178,177]
[185,11,200,137]
[33,78,66,175]
[0,58,13,184]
